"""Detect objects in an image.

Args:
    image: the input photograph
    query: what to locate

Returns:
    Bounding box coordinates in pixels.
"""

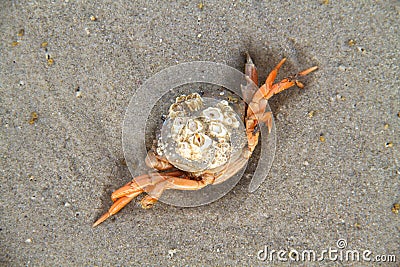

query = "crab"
[93,54,317,227]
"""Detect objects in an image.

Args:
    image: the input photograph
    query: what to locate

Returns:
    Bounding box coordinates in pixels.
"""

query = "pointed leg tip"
[245,52,253,64]
[276,58,287,69]
[92,213,111,227]
[92,219,102,228]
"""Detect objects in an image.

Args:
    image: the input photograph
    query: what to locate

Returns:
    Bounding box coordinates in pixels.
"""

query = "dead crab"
[93,55,317,227]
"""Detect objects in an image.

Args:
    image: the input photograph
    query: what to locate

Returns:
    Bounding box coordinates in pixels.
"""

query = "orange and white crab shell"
[158,93,247,176]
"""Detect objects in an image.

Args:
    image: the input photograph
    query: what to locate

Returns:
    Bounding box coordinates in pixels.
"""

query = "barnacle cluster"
[158,93,246,173]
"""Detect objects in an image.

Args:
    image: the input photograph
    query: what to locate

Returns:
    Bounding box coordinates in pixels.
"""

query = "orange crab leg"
[251,58,287,103]
[244,58,285,145]
[111,176,147,202]
[245,52,258,86]
[263,65,318,100]
[140,183,165,209]
[139,175,213,209]
[259,111,273,133]
[141,151,252,207]
[244,56,317,152]
[93,170,184,227]
[139,173,212,209]
[241,53,260,104]
[95,147,255,227]
[116,150,249,210]
[110,171,183,201]
[92,191,142,227]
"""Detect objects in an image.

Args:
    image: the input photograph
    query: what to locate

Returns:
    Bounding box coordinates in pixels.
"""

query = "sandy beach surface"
[1,1,399,266]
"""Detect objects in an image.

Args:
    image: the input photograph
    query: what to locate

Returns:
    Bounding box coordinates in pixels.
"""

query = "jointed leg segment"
[245,56,317,152]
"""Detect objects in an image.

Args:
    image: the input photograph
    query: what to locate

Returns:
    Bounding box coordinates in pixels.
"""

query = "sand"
[1,1,399,266]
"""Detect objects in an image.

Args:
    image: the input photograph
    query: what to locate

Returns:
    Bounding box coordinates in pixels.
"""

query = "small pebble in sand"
[348,39,356,46]
[119,158,127,166]
[319,134,326,142]
[308,110,316,118]
[75,91,82,98]
[29,112,38,125]
[357,46,366,54]
[17,29,25,37]
[198,2,204,9]
[383,123,389,129]
[336,94,345,101]
[41,42,48,48]
[168,249,178,258]
[392,203,400,214]
[25,238,32,243]
[338,65,346,72]
[47,58,54,65]
[90,15,97,21]
[75,87,82,98]
[385,142,393,148]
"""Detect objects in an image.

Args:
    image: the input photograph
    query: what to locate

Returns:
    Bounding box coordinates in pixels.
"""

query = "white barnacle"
[185,93,203,111]
[217,100,234,113]
[202,107,223,122]
[175,133,212,161]
[175,95,187,103]
[189,132,212,150]
[222,111,240,128]
[185,119,204,134]
[169,103,185,118]
[160,93,246,173]
[216,100,230,110]
[220,100,229,106]
[209,121,228,138]
[171,117,188,135]
[176,142,194,160]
